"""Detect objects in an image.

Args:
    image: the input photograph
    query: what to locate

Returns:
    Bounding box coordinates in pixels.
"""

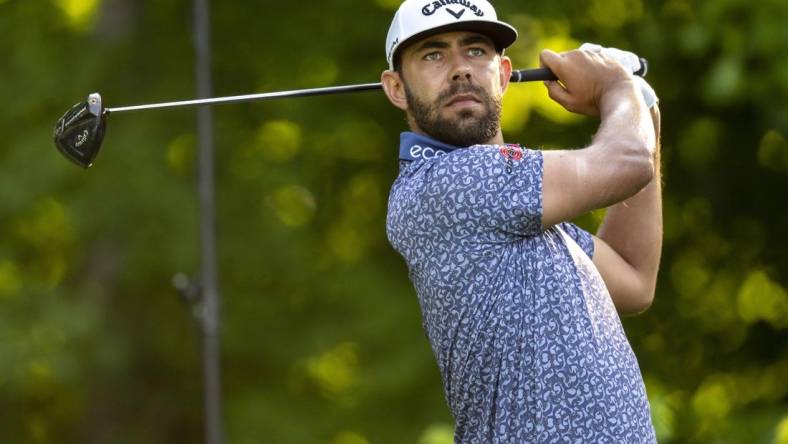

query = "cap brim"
[393,20,518,67]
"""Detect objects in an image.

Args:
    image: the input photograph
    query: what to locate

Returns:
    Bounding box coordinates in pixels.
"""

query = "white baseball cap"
[385,0,518,70]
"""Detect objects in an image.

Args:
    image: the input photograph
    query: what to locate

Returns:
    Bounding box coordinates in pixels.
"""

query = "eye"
[467,47,486,57]
[424,51,442,61]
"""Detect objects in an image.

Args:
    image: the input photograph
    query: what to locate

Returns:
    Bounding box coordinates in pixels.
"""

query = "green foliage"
[1,0,786,442]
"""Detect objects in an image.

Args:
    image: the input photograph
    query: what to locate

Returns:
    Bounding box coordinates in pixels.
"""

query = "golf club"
[53,61,648,168]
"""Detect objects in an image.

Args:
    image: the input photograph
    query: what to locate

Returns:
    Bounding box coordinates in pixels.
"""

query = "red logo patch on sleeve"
[499,144,523,162]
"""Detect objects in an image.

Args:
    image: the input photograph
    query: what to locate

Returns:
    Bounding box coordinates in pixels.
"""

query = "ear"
[381,69,408,111]
[499,55,512,93]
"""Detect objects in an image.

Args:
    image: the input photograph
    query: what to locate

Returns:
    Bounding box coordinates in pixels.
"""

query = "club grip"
[510,57,648,83]
[510,68,558,82]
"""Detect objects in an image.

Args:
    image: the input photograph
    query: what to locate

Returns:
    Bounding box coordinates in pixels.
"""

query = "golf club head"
[53,93,106,168]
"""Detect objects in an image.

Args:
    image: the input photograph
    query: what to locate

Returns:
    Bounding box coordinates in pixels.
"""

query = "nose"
[450,51,473,82]
[452,69,472,82]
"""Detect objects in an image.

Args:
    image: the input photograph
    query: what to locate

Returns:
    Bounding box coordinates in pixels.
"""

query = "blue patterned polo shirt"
[387,132,656,443]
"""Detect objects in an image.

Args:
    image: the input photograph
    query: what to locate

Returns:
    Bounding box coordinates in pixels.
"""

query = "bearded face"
[404,79,502,147]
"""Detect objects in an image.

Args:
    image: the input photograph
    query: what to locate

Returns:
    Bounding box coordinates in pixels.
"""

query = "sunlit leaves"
[643,378,682,442]
[685,360,788,435]
[256,120,302,163]
[266,185,316,227]
[692,376,733,420]
[758,130,788,173]
[677,23,711,56]
[15,198,74,250]
[166,133,195,174]
[677,118,721,170]
[306,342,359,399]
[53,0,100,31]
[670,248,710,299]
[341,171,383,223]
[661,0,695,22]
[14,198,74,287]
[418,423,454,444]
[500,86,532,133]
[374,0,402,10]
[318,117,386,162]
[331,431,370,444]
[737,270,788,328]
[297,55,340,87]
[327,222,366,263]
[501,19,583,132]
[587,0,643,29]
[231,119,303,179]
[703,56,744,104]
[0,260,21,298]
[776,416,788,444]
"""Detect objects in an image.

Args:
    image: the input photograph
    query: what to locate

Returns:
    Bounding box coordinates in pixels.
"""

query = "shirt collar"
[398,132,463,162]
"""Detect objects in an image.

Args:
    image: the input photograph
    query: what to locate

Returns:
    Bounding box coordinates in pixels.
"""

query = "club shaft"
[104,63,646,114]
[105,83,385,113]
[104,69,553,114]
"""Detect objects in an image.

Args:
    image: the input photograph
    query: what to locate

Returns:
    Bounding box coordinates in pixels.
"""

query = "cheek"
[488,67,506,95]
[470,62,497,87]
[402,69,431,99]
[408,80,442,105]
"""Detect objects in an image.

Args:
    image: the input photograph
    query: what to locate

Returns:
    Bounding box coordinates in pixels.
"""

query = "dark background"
[1,0,786,443]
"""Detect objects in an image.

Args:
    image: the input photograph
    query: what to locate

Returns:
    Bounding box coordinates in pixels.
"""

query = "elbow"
[617,279,656,316]
[623,291,654,316]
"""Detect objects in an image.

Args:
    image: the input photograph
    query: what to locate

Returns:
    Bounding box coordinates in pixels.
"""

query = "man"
[381,0,661,442]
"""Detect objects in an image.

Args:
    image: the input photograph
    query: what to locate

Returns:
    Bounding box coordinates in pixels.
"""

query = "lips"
[446,93,481,107]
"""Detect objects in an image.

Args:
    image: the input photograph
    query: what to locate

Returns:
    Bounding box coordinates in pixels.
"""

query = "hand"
[539,48,638,116]
[580,43,658,108]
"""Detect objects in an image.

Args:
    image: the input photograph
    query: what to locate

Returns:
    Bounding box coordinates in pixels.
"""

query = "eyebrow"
[460,35,495,48]
[413,34,496,53]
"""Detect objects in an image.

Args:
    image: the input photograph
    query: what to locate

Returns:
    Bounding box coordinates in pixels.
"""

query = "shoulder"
[431,145,542,176]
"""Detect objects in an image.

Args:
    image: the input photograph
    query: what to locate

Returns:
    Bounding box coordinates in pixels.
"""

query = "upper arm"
[592,235,654,315]
[541,144,653,229]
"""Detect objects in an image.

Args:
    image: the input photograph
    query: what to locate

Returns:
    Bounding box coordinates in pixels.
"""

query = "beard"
[404,80,502,147]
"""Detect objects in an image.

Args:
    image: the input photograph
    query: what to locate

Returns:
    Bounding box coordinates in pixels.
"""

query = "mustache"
[436,83,489,106]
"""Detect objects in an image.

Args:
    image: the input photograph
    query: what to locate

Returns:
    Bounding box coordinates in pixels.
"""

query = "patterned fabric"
[387,132,656,443]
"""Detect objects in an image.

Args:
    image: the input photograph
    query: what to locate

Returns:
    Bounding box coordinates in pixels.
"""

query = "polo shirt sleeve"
[559,222,595,259]
[423,146,543,237]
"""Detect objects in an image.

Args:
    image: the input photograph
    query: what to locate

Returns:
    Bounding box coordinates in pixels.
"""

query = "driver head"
[53,93,106,168]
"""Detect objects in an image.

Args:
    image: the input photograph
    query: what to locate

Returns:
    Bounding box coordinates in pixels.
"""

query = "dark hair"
[392,47,404,73]
[394,55,403,73]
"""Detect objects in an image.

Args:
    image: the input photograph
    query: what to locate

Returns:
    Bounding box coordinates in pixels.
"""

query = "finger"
[544,79,572,106]
[539,49,565,80]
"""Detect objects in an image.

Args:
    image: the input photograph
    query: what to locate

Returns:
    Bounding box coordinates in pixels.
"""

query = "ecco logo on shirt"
[410,144,448,160]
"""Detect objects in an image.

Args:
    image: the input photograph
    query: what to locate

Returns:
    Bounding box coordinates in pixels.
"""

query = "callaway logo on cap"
[385,0,518,70]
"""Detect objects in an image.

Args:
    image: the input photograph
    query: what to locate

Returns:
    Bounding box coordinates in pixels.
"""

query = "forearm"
[595,81,656,155]
[596,105,662,311]
[584,81,657,208]
[541,82,657,227]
